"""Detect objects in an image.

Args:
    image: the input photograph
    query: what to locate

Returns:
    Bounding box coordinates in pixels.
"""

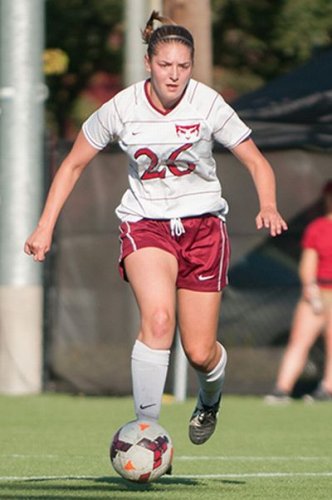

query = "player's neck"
[146,79,183,114]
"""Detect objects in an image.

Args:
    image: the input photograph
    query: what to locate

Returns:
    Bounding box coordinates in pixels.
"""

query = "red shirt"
[302,217,332,288]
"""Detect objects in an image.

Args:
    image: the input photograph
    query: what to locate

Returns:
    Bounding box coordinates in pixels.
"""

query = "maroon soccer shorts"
[118,215,230,292]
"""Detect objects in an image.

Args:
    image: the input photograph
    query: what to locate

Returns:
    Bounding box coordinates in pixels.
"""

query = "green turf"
[0,394,331,499]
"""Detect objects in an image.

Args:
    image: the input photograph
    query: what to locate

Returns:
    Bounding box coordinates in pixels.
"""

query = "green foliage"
[45,0,332,135]
[45,0,123,136]
[211,0,332,97]
[273,0,332,59]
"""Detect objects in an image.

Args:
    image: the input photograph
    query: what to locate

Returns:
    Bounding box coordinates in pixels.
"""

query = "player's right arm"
[24,131,100,262]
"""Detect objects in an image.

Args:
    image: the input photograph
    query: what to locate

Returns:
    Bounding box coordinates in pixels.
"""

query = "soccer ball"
[110,419,173,483]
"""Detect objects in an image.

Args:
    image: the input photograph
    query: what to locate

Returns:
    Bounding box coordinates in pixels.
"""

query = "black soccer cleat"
[304,382,332,402]
[189,395,221,445]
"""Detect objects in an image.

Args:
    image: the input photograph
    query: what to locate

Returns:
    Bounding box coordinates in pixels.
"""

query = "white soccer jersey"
[82,79,251,222]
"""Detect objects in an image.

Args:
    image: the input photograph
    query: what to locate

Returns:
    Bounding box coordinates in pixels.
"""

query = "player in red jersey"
[266,180,332,403]
[25,11,287,443]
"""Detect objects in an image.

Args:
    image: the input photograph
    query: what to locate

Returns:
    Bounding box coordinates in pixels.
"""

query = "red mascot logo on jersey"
[135,124,200,180]
[175,123,200,141]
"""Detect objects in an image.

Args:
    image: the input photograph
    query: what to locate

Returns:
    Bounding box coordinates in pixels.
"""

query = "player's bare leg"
[311,301,332,400]
[274,301,323,393]
[177,289,227,444]
[323,309,332,393]
[124,248,178,421]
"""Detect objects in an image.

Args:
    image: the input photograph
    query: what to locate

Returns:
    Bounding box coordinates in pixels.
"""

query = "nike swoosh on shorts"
[198,274,215,281]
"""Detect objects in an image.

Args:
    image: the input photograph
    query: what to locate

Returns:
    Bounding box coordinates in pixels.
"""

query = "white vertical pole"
[173,328,188,401]
[0,0,45,394]
[124,0,163,87]
[149,0,163,14]
[124,0,147,86]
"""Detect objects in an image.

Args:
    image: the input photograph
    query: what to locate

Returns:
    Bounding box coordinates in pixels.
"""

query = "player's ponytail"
[142,10,194,59]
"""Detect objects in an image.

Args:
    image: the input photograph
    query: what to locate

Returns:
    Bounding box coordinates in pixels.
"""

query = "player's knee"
[148,309,174,340]
[186,346,213,372]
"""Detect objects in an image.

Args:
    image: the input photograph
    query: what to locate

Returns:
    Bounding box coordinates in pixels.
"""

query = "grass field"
[0,393,331,499]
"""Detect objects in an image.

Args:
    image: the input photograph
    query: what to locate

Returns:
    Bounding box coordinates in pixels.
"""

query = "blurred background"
[1,0,332,397]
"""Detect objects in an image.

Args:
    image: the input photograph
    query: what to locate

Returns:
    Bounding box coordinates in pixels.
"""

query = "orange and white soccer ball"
[110,419,173,483]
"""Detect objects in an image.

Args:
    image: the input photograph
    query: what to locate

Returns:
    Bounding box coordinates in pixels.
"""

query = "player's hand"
[256,207,288,237]
[24,227,53,262]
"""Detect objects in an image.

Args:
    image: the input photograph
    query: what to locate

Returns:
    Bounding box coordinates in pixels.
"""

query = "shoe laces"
[196,402,219,423]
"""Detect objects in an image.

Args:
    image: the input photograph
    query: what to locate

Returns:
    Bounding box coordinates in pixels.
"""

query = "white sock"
[196,343,227,407]
[131,340,170,421]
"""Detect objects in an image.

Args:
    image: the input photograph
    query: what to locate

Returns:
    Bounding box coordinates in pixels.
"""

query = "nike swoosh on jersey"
[198,274,215,281]
[139,403,157,410]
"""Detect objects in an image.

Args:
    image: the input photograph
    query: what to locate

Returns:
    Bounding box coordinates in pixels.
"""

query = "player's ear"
[144,54,151,73]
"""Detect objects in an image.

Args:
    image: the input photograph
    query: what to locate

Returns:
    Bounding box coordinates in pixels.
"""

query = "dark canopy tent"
[232,48,332,151]
[215,48,332,394]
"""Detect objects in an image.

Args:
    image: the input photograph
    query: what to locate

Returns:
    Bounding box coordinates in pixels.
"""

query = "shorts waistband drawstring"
[170,218,185,238]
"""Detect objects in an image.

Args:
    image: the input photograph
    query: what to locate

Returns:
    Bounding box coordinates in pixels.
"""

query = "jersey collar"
[144,79,188,116]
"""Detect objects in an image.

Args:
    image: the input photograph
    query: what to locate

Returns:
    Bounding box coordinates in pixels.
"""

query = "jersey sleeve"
[82,98,121,150]
[210,94,252,149]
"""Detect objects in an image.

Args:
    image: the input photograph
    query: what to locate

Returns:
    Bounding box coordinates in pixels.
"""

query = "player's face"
[145,42,193,112]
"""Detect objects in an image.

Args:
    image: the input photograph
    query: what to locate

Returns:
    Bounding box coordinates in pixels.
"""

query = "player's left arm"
[299,248,320,303]
[231,138,288,237]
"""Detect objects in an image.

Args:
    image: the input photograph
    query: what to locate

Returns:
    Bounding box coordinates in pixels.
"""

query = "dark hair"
[142,10,194,60]
[322,180,332,196]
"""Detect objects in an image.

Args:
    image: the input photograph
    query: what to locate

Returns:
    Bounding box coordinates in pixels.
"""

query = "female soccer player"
[266,180,332,403]
[24,12,287,445]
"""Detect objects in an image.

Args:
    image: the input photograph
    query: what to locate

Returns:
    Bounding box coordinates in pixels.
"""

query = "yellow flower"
[43,49,69,75]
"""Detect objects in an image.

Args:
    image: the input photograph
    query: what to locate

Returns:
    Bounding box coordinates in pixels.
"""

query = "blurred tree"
[211,0,332,99]
[273,0,332,60]
[45,0,332,135]
[45,0,123,137]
